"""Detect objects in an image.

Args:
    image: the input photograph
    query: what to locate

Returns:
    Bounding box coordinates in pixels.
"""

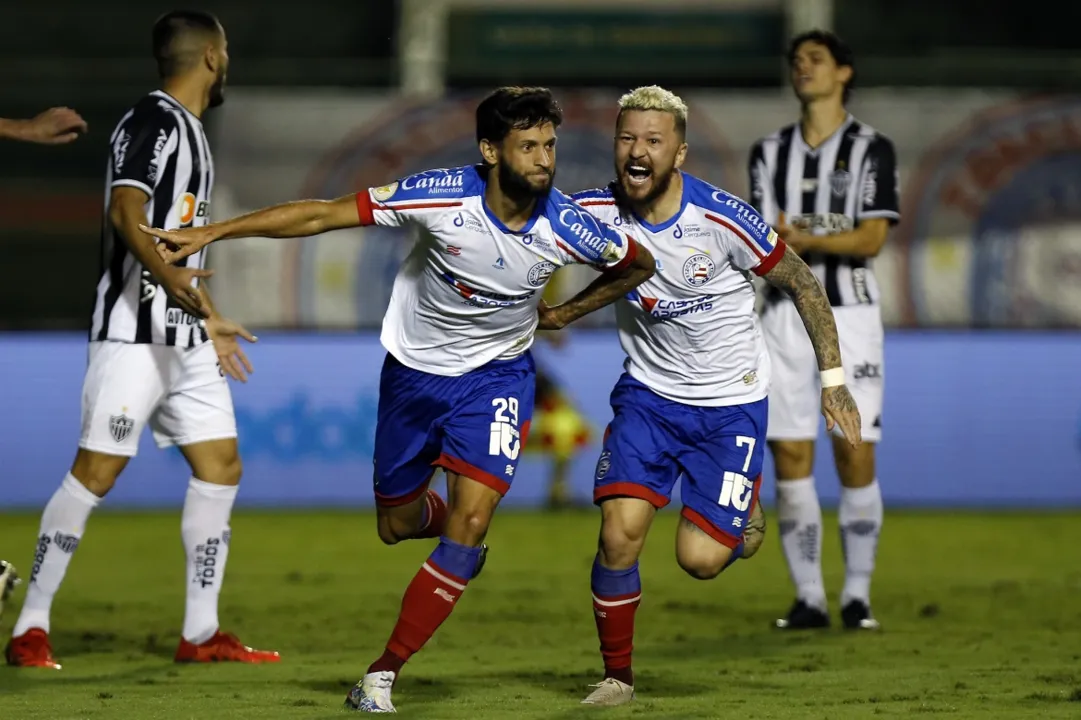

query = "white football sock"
[839,480,884,606]
[181,477,238,644]
[776,476,826,610]
[13,473,101,636]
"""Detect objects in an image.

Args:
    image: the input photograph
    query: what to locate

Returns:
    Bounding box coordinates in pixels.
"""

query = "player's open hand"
[537,301,570,331]
[206,315,257,382]
[140,224,217,264]
[23,107,88,144]
[157,265,214,319]
[821,385,862,447]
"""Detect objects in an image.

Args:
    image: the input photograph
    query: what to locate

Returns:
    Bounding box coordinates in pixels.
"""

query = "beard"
[208,70,227,109]
[615,159,677,207]
[499,162,554,203]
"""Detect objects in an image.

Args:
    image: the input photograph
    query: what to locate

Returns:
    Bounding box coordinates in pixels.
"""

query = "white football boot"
[344,671,397,713]
[581,677,635,706]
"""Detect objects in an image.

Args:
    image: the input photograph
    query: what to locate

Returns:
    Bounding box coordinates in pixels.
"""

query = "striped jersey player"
[143,87,655,713]
[749,30,900,633]
[569,85,861,707]
[6,11,278,673]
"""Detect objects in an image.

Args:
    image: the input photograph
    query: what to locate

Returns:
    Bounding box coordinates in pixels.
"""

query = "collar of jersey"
[480,190,545,235]
[630,171,689,234]
[795,113,854,156]
[151,90,203,125]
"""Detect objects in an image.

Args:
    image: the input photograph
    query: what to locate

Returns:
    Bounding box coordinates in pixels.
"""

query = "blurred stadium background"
[3,0,1078,510]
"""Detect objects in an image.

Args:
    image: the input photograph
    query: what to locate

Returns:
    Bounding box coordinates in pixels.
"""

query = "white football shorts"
[761,300,884,443]
[79,340,237,456]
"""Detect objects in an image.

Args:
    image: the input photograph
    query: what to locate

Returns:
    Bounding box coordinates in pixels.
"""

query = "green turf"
[0,509,1079,719]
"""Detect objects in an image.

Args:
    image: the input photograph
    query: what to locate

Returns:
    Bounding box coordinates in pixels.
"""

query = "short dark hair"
[152,10,222,79]
[475,87,564,145]
[788,29,855,104]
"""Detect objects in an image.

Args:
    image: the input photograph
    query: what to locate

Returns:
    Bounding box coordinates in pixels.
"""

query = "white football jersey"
[356,165,636,376]
[574,173,786,407]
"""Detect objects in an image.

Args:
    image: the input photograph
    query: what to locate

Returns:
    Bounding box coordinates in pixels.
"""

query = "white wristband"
[820,367,846,388]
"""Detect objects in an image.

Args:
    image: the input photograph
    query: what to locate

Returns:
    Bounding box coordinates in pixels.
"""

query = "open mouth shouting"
[624,162,652,187]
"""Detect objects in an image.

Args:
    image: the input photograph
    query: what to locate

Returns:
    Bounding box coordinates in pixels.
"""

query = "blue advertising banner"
[1,332,1079,510]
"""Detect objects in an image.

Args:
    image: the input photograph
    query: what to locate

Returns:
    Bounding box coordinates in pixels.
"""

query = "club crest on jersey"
[830,168,852,197]
[526,261,556,287]
[109,414,134,443]
[682,253,715,287]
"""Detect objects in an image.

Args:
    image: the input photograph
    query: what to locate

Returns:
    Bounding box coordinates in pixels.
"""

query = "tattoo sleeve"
[762,247,843,371]
[552,242,656,327]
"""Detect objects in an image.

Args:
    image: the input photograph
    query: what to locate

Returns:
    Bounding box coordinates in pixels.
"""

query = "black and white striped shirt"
[90,90,214,347]
[748,115,900,307]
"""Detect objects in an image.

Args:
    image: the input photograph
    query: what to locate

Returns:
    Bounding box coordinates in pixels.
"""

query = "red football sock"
[415,491,447,539]
[593,593,640,686]
[368,558,470,675]
[591,559,642,687]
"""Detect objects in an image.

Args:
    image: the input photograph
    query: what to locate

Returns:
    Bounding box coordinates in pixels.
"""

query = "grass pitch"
[0,509,1079,719]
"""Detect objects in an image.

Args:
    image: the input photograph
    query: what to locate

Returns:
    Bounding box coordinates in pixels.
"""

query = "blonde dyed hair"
[617,85,688,136]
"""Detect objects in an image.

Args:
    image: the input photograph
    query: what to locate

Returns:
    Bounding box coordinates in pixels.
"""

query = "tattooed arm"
[762,247,862,445]
[762,248,840,371]
[538,241,656,330]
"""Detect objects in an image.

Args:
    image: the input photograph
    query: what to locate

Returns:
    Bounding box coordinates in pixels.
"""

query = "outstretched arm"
[538,241,656,329]
[144,194,363,263]
[0,107,87,144]
[761,246,861,445]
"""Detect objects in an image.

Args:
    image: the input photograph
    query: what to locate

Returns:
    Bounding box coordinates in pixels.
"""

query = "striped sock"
[591,557,642,687]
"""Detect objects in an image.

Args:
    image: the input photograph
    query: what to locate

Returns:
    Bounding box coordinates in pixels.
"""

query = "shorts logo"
[853,362,882,380]
[526,261,556,287]
[595,450,611,480]
[682,254,715,287]
[109,413,134,443]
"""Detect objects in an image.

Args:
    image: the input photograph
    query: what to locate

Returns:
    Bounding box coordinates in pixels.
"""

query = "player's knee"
[770,440,814,479]
[375,510,419,546]
[598,518,647,569]
[376,516,402,546]
[833,439,875,488]
[676,549,729,581]
[70,449,126,497]
[198,454,243,487]
[445,506,494,547]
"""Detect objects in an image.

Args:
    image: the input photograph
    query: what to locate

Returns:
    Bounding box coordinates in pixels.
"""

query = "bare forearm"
[0,118,27,141]
[799,220,888,257]
[554,250,655,326]
[212,200,348,241]
[763,249,842,370]
[197,283,219,317]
